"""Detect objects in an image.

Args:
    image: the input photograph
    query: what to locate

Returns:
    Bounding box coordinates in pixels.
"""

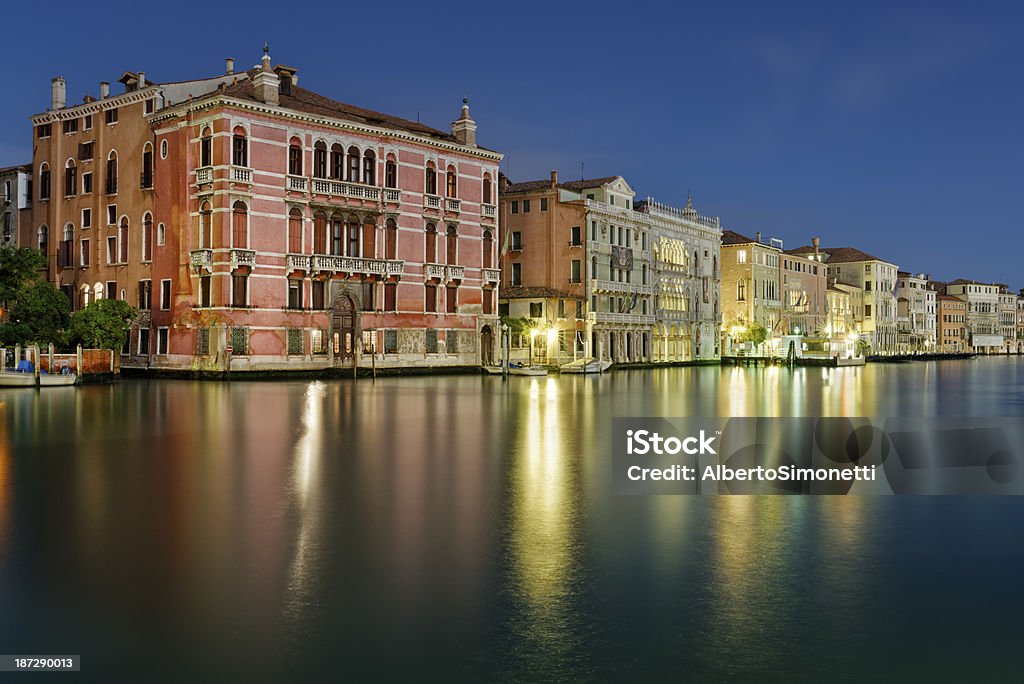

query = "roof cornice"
[30,86,160,123]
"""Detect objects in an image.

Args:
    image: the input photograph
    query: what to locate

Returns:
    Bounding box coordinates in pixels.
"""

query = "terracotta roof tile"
[503,176,621,194]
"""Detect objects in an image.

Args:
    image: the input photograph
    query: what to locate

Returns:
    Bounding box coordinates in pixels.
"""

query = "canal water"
[1,358,1023,681]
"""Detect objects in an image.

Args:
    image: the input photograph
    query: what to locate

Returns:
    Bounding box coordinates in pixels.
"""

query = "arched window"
[482,173,492,204]
[313,211,327,254]
[288,208,303,253]
[232,127,248,166]
[288,138,303,176]
[445,165,457,198]
[642,263,647,285]
[60,223,74,268]
[446,224,457,264]
[385,158,397,188]
[157,222,166,246]
[160,139,168,159]
[142,213,153,261]
[64,159,77,197]
[331,143,344,179]
[81,284,90,308]
[142,212,153,261]
[482,230,493,269]
[199,201,212,248]
[105,151,118,194]
[119,217,129,263]
[313,141,327,178]
[200,126,213,167]
[331,213,344,256]
[362,150,376,186]
[592,256,597,278]
[425,163,437,195]
[347,216,360,257]
[94,282,103,301]
[141,143,153,188]
[38,225,48,256]
[385,219,398,260]
[347,146,360,182]
[232,201,247,249]
[425,222,437,263]
[39,163,51,201]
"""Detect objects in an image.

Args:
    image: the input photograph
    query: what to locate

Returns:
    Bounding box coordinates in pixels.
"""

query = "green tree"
[741,322,769,348]
[0,279,70,346]
[66,299,137,350]
[0,246,46,310]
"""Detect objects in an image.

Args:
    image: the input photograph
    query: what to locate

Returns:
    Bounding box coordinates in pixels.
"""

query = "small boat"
[482,365,504,375]
[508,363,548,376]
[40,372,78,386]
[560,357,612,374]
[0,372,38,387]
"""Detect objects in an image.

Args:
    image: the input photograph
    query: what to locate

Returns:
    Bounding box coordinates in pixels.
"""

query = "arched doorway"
[331,295,356,363]
[481,325,494,365]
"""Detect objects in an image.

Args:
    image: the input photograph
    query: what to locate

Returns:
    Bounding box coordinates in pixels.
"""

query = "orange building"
[936,294,967,351]
[27,50,502,372]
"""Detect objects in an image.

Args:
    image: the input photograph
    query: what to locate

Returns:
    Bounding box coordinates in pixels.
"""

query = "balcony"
[425,263,446,280]
[481,203,497,219]
[190,249,212,272]
[309,178,380,201]
[195,166,213,184]
[591,278,652,296]
[594,312,656,325]
[287,254,311,272]
[445,198,461,213]
[482,268,500,284]
[424,194,442,211]
[231,166,252,184]
[311,255,405,278]
[230,248,256,269]
[446,265,465,281]
[383,188,401,204]
[287,175,308,192]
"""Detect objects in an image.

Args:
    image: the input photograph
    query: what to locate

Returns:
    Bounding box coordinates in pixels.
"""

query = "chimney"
[756,231,762,244]
[51,77,66,110]
[225,57,235,75]
[451,97,477,147]
[100,81,110,98]
[812,236,820,257]
[252,45,280,106]
[550,170,558,188]
[138,71,146,87]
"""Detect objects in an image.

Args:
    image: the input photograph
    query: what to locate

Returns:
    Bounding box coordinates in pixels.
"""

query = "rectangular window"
[425,284,437,312]
[511,231,522,250]
[311,281,325,310]
[511,201,518,214]
[37,123,51,138]
[198,276,211,308]
[82,208,91,229]
[499,302,509,317]
[288,279,303,309]
[138,328,150,355]
[737,250,747,264]
[232,275,247,307]
[311,329,327,354]
[160,279,171,310]
[362,282,375,312]
[230,327,249,355]
[63,119,79,134]
[384,330,398,354]
[426,328,438,353]
[446,285,457,313]
[540,198,548,211]
[558,299,565,318]
[105,108,118,125]
[107,205,116,225]
[530,302,543,318]
[82,172,92,194]
[83,114,93,130]
[196,328,210,356]
[570,226,581,246]
[576,300,583,318]
[482,288,492,315]
[384,283,396,312]
[200,135,212,167]
[865,304,872,317]
[511,262,522,287]
[145,99,155,115]
[287,328,304,355]
[523,199,531,213]
[570,260,581,283]
[78,141,94,160]
[106,236,117,264]
[157,328,168,355]
[137,280,152,310]
[106,281,116,300]
[80,239,90,267]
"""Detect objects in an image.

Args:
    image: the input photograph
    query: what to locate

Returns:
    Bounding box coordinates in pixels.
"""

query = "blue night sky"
[3,1,1021,286]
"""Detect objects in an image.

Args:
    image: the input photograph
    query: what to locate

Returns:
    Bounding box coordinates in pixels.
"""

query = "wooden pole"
[33,345,40,387]
[77,344,83,382]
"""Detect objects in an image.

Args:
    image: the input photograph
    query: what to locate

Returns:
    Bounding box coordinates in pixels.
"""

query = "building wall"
[780,252,827,336]
[937,297,966,351]
[826,259,898,353]
[946,282,1001,352]
[1,167,30,247]
[721,241,781,352]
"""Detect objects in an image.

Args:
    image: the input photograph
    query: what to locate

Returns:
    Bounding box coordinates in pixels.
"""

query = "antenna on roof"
[580,162,584,181]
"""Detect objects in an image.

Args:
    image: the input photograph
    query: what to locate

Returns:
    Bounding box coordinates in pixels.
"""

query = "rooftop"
[502,175,621,194]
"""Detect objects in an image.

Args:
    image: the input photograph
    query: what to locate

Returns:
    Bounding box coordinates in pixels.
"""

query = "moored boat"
[508,365,548,376]
[0,372,38,387]
[560,357,612,374]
